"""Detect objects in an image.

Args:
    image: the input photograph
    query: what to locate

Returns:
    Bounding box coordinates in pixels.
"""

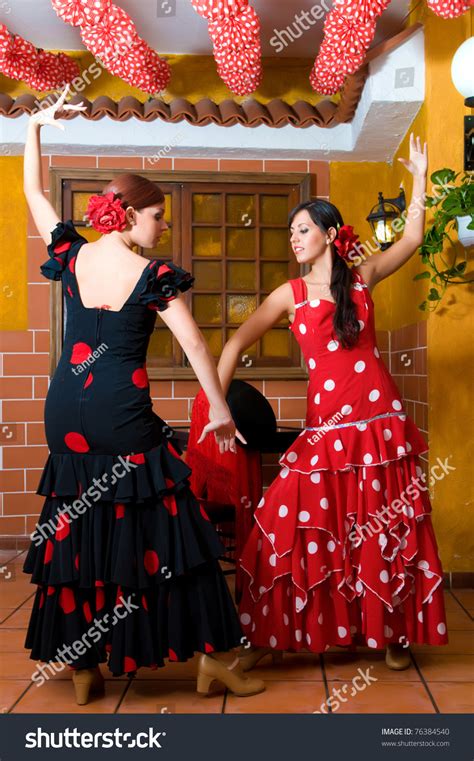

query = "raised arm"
[23,86,87,244]
[355,133,428,289]
[23,121,61,244]
[157,296,246,453]
[217,282,293,396]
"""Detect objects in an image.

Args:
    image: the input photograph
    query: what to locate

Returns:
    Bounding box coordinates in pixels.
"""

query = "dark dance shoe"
[238,645,284,672]
[197,654,265,697]
[385,644,411,670]
[72,666,105,705]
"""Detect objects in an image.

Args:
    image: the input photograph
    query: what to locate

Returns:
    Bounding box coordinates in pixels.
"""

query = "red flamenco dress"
[23,221,243,676]
[238,271,448,653]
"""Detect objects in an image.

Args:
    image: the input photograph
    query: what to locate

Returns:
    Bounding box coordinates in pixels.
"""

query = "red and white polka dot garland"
[208,5,259,49]
[426,0,472,18]
[324,10,376,58]
[311,1,387,96]
[107,40,171,93]
[51,0,111,27]
[190,0,248,20]
[190,0,263,95]
[51,0,171,95]
[80,5,138,63]
[333,0,391,23]
[0,23,79,90]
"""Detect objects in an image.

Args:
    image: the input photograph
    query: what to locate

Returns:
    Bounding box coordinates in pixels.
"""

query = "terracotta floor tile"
[0,608,17,624]
[444,594,474,630]
[131,655,199,680]
[225,680,327,714]
[0,550,23,564]
[412,630,474,655]
[245,652,323,681]
[0,679,33,712]
[427,681,474,714]
[451,590,474,616]
[0,652,53,680]
[0,584,35,608]
[118,679,224,714]
[413,653,474,682]
[10,551,28,565]
[0,607,33,628]
[323,652,420,683]
[0,628,27,652]
[0,567,25,583]
[327,680,435,714]
[11,676,127,713]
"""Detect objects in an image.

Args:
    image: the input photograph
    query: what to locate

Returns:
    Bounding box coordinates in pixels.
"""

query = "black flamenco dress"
[23,221,242,676]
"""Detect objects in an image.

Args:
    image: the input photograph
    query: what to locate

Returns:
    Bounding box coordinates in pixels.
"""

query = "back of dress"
[40,220,193,456]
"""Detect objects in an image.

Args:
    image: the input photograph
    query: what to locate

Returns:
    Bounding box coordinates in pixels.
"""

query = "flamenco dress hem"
[23,439,243,677]
[238,413,448,654]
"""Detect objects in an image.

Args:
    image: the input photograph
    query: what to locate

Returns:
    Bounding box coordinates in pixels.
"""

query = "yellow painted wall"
[424,10,473,572]
[330,8,473,571]
[330,103,427,331]
[0,157,28,331]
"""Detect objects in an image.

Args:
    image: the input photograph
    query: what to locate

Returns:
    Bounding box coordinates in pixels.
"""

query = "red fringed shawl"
[186,389,262,597]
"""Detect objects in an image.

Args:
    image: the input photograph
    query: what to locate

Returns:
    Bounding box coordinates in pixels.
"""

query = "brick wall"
[390,321,429,472]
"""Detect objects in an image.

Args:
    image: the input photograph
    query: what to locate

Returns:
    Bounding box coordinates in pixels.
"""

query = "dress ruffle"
[24,440,243,675]
[36,440,193,503]
[139,259,194,312]
[239,449,447,650]
[279,412,428,473]
[40,220,88,281]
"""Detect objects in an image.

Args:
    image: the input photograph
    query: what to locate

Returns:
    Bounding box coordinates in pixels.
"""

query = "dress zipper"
[96,307,103,346]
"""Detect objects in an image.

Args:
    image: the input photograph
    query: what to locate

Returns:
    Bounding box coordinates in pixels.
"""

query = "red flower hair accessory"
[333,224,360,261]
[85,192,127,234]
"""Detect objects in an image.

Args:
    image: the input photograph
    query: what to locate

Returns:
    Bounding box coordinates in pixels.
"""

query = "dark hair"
[102,173,165,211]
[289,199,360,349]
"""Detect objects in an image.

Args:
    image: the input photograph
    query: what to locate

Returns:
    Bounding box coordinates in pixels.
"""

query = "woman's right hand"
[197,405,247,454]
[30,84,87,131]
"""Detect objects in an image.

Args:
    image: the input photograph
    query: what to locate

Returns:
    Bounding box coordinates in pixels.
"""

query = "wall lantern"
[366,188,406,250]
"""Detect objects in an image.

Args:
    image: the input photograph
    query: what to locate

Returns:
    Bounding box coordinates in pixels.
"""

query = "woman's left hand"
[30,84,87,131]
[197,405,247,454]
[397,133,428,178]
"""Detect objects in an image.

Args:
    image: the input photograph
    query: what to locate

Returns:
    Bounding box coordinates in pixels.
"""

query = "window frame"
[49,168,311,380]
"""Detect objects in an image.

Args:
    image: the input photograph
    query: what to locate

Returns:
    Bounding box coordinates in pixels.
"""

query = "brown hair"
[102,173,164,211]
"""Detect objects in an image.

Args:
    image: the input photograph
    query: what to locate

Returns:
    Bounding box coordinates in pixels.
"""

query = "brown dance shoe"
[72,666,105,705]
[196,654,265,697]
[385,643,411,670]
[238,645,284,672]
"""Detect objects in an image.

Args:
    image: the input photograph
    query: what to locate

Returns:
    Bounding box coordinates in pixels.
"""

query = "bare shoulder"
[78,242,149,279]
[270,280,296,323]
[130,252,151,277]
[269,281,294,311]
[272,280,294,301]
[255,281,294,323]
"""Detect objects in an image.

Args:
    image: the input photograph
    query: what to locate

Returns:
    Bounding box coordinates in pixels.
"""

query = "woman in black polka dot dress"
[21,89,265,704]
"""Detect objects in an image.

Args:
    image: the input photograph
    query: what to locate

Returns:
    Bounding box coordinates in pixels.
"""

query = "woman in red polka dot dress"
[21,88,265,704]
[217,134,448,672]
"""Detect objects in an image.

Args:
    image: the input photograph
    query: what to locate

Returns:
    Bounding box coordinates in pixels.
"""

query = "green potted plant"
[413,168,474,311]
